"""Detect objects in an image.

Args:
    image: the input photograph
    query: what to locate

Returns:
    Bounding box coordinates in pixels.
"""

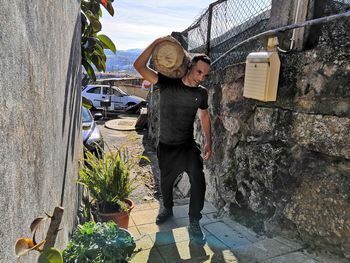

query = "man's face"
[188,60,210,86]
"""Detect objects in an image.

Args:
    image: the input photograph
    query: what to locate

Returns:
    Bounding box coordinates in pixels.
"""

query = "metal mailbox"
[243,51,280,102]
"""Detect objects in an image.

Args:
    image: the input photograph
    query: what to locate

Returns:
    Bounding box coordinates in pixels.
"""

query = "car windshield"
[112,86,128,96]
[82,107,93,122]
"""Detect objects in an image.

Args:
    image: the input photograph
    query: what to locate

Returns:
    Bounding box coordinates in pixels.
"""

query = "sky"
[100,0,214,51]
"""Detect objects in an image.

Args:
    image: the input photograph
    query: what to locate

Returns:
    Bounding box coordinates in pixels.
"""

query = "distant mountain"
[105,49,143,74]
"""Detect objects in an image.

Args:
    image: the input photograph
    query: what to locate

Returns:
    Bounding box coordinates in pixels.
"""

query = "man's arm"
[133,36,176,84]
[198,109,212,160]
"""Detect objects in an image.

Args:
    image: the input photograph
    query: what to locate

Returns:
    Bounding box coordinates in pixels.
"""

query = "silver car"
[82,106,103,155]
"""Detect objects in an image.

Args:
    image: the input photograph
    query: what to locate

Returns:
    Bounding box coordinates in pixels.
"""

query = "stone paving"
[128,199,349,263]
[99,119,349,263]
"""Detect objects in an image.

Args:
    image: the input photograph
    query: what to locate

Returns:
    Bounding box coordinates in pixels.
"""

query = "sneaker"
[189,219,206,246]
[156,208,173,224]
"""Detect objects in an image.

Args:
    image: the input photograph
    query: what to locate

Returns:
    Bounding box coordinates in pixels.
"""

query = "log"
[152,40,190,79]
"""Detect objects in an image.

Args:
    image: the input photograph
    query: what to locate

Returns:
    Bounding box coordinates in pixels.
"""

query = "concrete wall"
[0,1,81,262]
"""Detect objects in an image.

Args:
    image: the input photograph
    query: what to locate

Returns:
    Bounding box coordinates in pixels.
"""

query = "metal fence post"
[206,3,214,56]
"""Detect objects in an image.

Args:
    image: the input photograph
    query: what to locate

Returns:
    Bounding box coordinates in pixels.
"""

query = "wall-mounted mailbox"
[243,52,280,102]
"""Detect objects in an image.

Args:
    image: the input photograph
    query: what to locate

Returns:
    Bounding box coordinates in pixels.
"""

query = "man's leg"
[186,144,206,220]
[156,169,180,224]
[156,143,183,224]
[186,143,206,245]
[159,169,177,210]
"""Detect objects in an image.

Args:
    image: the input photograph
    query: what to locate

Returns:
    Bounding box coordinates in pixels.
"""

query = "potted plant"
[63,221,135,263]
[78,147,148,228]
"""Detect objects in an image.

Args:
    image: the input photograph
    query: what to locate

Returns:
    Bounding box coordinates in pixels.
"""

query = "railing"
[179,0,350,70]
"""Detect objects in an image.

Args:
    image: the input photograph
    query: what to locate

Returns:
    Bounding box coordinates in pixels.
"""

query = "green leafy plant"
[82,95,93,109]
[63,221,135,263]
[38,248,63,263]
[78,147,149,213]
[81,0,116,81]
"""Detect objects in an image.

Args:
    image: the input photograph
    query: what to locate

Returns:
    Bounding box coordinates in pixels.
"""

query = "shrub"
[63,221,135,263]
[78,147,148,213]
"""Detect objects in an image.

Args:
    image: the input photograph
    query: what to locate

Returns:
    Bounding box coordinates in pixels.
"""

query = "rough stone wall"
[148,88,160,147]
[196,19,350,257]
[148,18,350,257]
[0,1,81,262]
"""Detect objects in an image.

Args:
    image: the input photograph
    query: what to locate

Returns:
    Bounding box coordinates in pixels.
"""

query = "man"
[134,36,212,245]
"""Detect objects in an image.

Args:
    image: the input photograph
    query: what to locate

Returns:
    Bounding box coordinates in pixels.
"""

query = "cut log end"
[152,40,190,79]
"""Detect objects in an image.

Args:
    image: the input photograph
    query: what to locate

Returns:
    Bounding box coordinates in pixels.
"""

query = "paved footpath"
[128,199,349,263]
[100,118,348,263]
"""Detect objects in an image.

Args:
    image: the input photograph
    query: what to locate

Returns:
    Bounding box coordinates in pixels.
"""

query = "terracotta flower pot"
[98,198,135,229]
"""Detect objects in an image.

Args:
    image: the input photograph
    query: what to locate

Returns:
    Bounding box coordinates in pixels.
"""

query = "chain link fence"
[324,0,350,14]
[179,0,350,70]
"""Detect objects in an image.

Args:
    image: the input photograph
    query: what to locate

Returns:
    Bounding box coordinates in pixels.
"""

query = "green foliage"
[63,221,135,263]
[82,96,93,109]
[78,147,149,213]
[38,248,63,263]
[81,0,116,81]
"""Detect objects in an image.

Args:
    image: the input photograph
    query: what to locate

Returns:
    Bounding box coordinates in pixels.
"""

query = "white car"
[82,84,145,111]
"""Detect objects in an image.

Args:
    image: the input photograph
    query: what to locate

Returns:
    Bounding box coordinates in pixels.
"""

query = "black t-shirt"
[156,73,208,145]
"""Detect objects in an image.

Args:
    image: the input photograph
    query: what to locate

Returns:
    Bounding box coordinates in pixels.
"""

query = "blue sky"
[100,0,214,50]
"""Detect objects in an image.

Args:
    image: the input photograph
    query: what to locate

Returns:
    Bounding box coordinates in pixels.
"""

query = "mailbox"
[243,51,280,102]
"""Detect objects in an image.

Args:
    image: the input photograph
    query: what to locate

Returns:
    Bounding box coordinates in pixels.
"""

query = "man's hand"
[203,142,212,160]
[198,109,212,161]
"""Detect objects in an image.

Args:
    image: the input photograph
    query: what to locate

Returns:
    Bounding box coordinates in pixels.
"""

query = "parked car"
[82,106,103,155]
[82,84,145,111]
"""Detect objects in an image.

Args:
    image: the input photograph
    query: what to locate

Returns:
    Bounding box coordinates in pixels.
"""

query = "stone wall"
[198,19,350,257]
[148,18,350,257]
[0,1,81,262]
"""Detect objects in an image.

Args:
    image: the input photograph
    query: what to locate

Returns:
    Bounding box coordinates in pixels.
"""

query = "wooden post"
[269,0,311,51]
[43,207,64,249]
[292,0,311,50]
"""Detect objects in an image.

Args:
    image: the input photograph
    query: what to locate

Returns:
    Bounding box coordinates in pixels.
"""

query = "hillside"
[105,49,142,74]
